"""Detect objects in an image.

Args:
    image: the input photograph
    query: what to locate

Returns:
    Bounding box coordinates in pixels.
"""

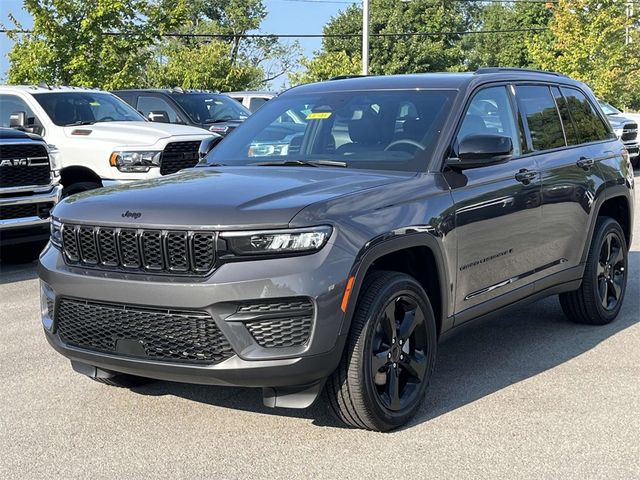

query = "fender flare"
[338,230,452,337]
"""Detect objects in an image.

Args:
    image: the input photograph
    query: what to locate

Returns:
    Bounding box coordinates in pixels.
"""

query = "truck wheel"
[559,217,628,325]
[62,181,102,198]
[90,374,152,388]
[326,271,437,431]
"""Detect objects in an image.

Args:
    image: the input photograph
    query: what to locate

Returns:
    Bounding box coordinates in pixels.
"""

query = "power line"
[0,27,549,38]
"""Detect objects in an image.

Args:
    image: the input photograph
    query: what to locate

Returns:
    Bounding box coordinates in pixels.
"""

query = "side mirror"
[198,135,223,160]
[447,134,512,170]
[148,110,170,123]
[9,111,26,129]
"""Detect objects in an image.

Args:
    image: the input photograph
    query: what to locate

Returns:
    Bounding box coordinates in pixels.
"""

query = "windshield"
[33,92,145,126]
[172,94,250,124]
[205,89,456,172]
[598,101,621,116]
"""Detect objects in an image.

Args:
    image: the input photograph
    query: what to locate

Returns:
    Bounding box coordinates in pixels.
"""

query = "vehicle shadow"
[0,258,39,284]
[133,252,639,430]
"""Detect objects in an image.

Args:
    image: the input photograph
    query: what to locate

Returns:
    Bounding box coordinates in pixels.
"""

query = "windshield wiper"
[253,159,347,168]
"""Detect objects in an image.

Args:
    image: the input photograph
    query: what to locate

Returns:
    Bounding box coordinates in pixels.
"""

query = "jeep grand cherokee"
[39,68,634,431]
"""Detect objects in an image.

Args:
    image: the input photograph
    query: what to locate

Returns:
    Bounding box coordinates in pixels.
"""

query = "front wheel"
[559,217,628,325]
[62,181,102,198]
[326,271,437,431]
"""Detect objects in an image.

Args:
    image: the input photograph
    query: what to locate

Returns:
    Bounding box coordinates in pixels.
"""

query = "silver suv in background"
[599,100,639,167]
[0,128,61,257]
[224,91,276,112]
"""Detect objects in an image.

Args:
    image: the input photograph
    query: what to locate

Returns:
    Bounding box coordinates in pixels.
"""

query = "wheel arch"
[60,166,103,188]
[340,232,451,338]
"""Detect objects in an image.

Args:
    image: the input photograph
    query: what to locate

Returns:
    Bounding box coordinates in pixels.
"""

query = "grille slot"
[60,224,216,276]
[0,202,53,220]
[55,298,234,364]
[0,143,51,187]
[238,298,314,348]
[159,141,201,175]
[622,123,638,142]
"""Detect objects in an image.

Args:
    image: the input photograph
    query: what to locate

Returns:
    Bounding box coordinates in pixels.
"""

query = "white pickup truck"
[0,85,215,196]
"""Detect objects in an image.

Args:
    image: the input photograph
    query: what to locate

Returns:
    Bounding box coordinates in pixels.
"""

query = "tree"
[288,51,360,84]
[464,2,553,69]
[291,0,472,84]
[6,0,187,88]
[529,0,640,108]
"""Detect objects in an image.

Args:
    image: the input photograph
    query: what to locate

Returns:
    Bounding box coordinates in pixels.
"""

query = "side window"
[136,96,181,123]
[560,87,610,143]
[552,87,579,146]
[516,85,566,151]
[456,86,521,157]
[0,94,38,128]
[249,97,268,112]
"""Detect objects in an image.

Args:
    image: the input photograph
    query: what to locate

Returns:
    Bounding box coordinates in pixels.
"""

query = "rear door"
[529,85,611,279]
[450,85,542,321]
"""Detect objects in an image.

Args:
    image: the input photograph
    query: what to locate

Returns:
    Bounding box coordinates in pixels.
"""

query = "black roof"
[285,69,584,96]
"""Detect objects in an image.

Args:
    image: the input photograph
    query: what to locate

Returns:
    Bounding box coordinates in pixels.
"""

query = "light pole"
[362,0,369,75]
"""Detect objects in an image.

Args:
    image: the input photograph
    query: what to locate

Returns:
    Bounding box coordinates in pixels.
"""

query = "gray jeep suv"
[39,69,634,431]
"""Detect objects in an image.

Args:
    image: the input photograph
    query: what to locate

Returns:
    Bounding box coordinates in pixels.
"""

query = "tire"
[326,271,438,431]
[89,374,153,388]
[62,181,102,198]
[559,217,628,325]
[631,155,639,169]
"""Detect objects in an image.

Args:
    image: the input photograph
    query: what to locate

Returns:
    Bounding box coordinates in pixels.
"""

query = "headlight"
[47,144,61,171]
[109,151,162,172]
[221,226,332,256]
[50,217,62,248]
[613,128,624,138]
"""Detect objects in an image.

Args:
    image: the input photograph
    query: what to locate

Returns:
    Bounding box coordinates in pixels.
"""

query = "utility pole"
[362,0,369,75]
[625,0,633,45]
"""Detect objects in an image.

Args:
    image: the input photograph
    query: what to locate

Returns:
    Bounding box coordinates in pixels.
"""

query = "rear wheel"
[327,271,437,431]
[559,217,628,325]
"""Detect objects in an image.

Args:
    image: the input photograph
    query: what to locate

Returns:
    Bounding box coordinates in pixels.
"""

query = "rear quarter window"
[560,87,611,143]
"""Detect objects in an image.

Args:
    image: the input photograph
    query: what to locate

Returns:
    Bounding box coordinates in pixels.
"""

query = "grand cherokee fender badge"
[121,210,142,219]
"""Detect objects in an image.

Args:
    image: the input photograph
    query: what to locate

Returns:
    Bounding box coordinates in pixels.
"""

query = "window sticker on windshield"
[89,101,101,107]
[306,112,332,120]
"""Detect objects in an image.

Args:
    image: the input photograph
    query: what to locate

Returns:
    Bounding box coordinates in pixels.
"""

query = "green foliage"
[7,0,187,88]
[529,0,640,108]
[289,51,360,84]
[5,0,299,90]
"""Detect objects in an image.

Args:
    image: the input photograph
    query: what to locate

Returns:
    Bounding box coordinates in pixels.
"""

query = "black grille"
[55,298,234,364]
[0,202,53,220]
[61,224,216,275]
[160,141,201,175]
[239,299,314,348]
[622,123,638,142]
[0,143,50,187]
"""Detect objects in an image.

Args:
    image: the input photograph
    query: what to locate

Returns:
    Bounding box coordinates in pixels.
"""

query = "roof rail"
[475,67,566,77]
[37,82,51,90]
[329,75,370,81]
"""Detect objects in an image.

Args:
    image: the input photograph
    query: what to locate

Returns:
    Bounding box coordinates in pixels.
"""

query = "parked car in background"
[0,85,215,196]
[0,128,61,257]
[598,100,639,167]
[40,68,634,431]
[224,91,276,112]
[113,88,251,136]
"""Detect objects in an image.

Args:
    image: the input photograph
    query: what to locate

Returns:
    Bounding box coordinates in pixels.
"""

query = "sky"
[0,0,355,85]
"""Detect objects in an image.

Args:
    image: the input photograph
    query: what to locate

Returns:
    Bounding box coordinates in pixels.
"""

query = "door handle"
[576,157,594,169]
[515,169,537,184]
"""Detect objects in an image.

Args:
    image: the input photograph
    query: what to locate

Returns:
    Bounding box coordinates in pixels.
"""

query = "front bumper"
[623,141,639,158]
[0,185,62,244]
[38,240,354,389]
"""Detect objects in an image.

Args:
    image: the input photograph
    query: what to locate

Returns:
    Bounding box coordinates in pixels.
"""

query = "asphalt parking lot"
[1,180,639,479]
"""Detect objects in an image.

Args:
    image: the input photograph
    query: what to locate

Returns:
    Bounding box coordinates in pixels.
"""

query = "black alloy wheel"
[596,231,626,311]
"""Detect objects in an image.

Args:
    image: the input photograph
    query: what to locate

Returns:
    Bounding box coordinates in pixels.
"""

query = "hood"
[606,114,636,129]
[63,121,213,146]
[54,166,412,229]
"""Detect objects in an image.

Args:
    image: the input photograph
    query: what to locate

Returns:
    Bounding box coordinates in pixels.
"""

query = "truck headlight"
[221,226,332,256]
[613,128,624,138]
[109,151,162,172]
[47,144,61,171]
[50,217,62,248]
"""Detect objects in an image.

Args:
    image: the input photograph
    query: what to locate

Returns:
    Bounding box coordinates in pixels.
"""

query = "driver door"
[448,85,543,322]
